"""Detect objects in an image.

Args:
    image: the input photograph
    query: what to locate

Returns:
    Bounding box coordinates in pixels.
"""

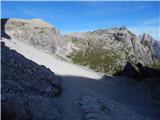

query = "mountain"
[1,18,160,120]
[2,18,159,74]
[139,33,160,59]
[1,42,62,120]
[65,26,160,74]
[1,18,68,54]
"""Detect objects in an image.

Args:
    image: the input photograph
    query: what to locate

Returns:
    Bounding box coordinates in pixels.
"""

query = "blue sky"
[1,1,160,40]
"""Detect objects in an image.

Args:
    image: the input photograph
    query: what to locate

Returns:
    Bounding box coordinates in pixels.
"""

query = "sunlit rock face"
[65,27,160,74]
[139,33,160,59]
[152,40,160,59]
[2,18,67,54]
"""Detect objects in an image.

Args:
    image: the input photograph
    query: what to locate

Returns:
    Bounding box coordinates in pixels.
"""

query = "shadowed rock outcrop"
[1,42,62,120]
[114,62,160,80]
[137,63,160,79]
[1,18,11,39]
[113,62,141,80]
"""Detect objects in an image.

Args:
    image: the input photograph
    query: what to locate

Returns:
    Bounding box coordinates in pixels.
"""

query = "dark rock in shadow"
[1,42,61,120]
[59,75,159,119]
[1,94,31,120]
[137,63,160,79]
[113,62,141,81]
[1,18,11,39]
[111,62,160,118]
[114,62,160,81]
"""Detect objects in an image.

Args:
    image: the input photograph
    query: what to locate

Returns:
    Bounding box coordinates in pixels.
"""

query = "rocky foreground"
[1,42,62,120]
[1,18,160,120]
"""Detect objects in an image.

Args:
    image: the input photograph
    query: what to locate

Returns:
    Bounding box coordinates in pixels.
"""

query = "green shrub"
[69,47,123,74]
[39,30,45,33]
[143,41,149,46]
[146,64,160,69]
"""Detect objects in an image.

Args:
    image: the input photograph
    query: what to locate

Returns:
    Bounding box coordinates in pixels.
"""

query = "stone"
[1,94,31,120]
[25,95,61,120]
[77,96,111,120]
[1,42,62,120]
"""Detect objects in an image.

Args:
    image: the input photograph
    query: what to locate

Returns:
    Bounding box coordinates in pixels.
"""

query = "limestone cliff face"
[2,18,67,54]
[139,33,160,60]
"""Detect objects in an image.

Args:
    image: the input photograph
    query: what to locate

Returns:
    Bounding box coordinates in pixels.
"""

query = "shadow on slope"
[1,42,61,120]
[114,62,160,81]
[58,75,160,120]
[1,18,11,39]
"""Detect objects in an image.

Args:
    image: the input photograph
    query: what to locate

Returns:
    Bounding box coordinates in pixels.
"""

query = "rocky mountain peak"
[119,25,127,30]
[138,33,160,59]
[8,18,55,27]
[1,18,67,54]
[139,33,154,44]
[65,26,160,74]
